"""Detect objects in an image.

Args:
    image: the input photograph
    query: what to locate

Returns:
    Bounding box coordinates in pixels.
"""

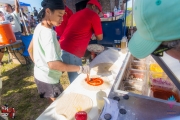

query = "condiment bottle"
[117,40,121,48]
[86,59,90,65]
[96,90,107,110]
[121,36,128,54]
[91,52,96,60]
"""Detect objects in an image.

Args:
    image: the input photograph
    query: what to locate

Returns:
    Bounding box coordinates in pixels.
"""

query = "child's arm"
[28,39,34,62]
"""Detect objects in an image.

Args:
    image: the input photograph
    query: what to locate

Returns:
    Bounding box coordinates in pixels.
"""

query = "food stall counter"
[100,14,124,22]
[36,48,129,120]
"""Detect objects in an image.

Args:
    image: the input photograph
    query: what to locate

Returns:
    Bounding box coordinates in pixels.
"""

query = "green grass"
[0,54,70,120]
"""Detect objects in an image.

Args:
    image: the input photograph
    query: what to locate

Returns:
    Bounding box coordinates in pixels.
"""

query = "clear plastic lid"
[150,77,174,90]
[124,86,143,95]
[123,80,144,91]
[131,65,146,70]
[97,90,107,98]
[127,70,146,82]
[0,21,10,24]
[121,36,127,42]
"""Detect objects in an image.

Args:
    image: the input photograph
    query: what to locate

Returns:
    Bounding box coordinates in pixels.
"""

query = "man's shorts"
[34,78,64,98]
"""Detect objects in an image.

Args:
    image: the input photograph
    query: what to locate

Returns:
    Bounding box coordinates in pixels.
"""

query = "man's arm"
[96,34,103,40]
[92,15,103,41]
[14,0,20,13]
[28,39,34,62]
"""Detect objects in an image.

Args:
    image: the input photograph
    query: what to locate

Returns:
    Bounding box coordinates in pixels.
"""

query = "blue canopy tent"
[19,2,31,7]
[0,0,30,6]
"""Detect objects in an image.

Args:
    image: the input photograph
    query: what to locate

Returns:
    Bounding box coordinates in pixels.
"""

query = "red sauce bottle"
[75,111,87,120]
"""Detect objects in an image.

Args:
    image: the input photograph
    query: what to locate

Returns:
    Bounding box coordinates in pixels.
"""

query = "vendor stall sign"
[167,96,176,115]
[168,96,176,108]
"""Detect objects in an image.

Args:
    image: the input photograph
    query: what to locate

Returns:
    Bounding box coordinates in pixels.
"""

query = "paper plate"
[87,44,104,53]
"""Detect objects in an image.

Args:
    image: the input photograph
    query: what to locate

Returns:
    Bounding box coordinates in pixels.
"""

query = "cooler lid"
[0,21,10,25]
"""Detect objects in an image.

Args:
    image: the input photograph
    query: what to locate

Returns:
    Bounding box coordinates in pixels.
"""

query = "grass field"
[0,54,70,120]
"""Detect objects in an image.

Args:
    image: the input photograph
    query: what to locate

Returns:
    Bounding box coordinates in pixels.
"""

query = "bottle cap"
[123,94,129,100]
[119,108,127,114]
[121,36,127,42]
[113,96,120,101]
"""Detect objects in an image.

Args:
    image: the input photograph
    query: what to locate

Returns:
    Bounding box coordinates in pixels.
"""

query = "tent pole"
[130,0,134,37]
[17,0,30,35]
[30,5,33,12]
[131,0,133,27]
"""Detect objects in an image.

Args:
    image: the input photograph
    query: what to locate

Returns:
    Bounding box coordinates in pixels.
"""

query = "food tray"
[87,44,104,53]
[123,80,144,90]
[126,69,146,82]
[124,86,143,95]
[131,65,146,70]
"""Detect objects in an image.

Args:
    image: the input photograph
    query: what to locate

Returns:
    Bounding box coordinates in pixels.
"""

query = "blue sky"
[20,0,132,12]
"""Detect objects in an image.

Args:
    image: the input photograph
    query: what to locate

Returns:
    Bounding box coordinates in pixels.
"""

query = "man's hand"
[91,34,96,40]
[78,65,90,74]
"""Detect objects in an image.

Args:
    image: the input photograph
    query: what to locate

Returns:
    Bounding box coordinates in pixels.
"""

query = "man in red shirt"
[55,0,73,37]
[59,0,103,83]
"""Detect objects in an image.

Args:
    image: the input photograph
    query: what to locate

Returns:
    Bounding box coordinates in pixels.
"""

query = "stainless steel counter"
[108,93,180,120]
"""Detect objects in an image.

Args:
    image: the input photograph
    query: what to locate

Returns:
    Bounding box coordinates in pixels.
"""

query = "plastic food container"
[151,87,180,102]
[150,77,174,90]
[130,61,147,70]
[126,69,146,82]
[124,86,143,95]
[133,57,146,62]
[123,80,144,91]
[149,72,167,79]
[131,65,146,70]
[131,61,146,66]
[150,63,164,72]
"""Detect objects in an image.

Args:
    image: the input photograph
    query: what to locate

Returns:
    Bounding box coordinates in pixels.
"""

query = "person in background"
[33,7,38,18]
[59,0,103,83]
[27,12,31,20]
[20,8,31,35]
[28,0,89,103]
[0,11,5,21]
[0,48,4,65]
[39,8,42,13]
[0,11,5,65]
[29,15,36,31]
[33,7,38,23]
[55,0,73,38]
[128,0,180,61]
[4,0,21,40]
